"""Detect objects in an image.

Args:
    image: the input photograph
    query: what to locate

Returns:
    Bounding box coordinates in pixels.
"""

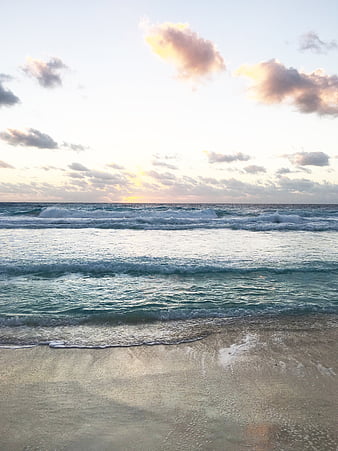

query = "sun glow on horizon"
[0,2,337,203]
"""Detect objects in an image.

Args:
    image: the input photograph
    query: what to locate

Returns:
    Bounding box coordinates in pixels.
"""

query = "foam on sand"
[218,333,258,367]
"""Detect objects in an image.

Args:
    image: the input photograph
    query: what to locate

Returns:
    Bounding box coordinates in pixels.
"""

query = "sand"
[0,315,337,450]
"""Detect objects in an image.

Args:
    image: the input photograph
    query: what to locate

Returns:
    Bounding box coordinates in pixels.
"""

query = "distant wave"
[38,206,218,220]
[0,205,337,231]
[1,259,337,278]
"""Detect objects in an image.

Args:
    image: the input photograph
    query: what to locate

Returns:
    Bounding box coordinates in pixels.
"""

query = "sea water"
[0,203,337,348]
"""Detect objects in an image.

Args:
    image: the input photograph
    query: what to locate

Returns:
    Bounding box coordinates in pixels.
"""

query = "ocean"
[0,202,337,348]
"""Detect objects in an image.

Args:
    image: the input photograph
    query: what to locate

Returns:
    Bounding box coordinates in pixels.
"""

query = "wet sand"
[0,315,337,450]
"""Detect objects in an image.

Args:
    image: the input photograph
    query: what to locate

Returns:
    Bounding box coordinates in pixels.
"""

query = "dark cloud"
[0,160,14,168]
[68,162,89,172]
[299,31,338,54]
[276,167,292,176]
[206,151,251,164]
[276,167,311,176]
[0,74,20,107]
[145,22,225,82]
[243,165,266,174]
[286,151,329,167]
[0,128,88,152]
[23,57,68,88]
[237,59,338,116]
[0,128,58,149]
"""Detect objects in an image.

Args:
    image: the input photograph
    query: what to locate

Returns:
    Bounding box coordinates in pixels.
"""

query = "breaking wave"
[1,259,337,278]
[0,204,337,231]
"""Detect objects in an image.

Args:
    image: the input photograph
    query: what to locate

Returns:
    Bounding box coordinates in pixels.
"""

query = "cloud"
[135,170,338,203]
[144,22,225,82]
[40,165,61,171]
[107,163,125,170]
[153,152,177,160]
[0,128,58,149]
[0,160,14,169]
[153,160,177,170]
[243,165,266,174]
[275,166,311,176]
[62,142,89,152]
[87,170,120,181]
[206,151,251,164]
[68,162,89,171]
[236,59,338,116]
[286,151,329,166]
[22,57,68,88]
[299,31,338,54]
[2,166,338,203]
[152,154,178,170]
[67,165,132,190]
[0,164,134,201]
[0,128,88,151]
[0,180,129,202]
[277,176,332,195]
[0,74,13,82]
[0,74,20,107]
[275,167,292,176]
[68,172,85,179]
[145,170,177,186]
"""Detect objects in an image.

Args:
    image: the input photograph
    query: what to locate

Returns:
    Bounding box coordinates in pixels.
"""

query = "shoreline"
[0,312,337,349]
[0,315,337,450]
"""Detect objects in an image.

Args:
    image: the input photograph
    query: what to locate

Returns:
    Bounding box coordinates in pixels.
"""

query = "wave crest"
[1,259,337,278]
[0,204,337,231]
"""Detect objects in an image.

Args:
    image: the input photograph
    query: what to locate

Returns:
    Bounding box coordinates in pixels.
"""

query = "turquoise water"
[0,203,337,347]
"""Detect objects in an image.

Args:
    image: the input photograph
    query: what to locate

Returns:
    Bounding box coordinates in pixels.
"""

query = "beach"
[2,0,338,446]
[1,203,337,449]
[1,314,337,450]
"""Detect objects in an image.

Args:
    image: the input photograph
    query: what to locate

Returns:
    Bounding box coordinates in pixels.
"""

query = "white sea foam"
[0,205,336,230]
[38,206,218,220]
[315,363,336,377]
[257,212,303,223]
[218,333,258,368]
[0,344,36,349]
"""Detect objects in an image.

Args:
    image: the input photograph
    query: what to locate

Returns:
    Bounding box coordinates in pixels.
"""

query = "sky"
[0,0,337,203]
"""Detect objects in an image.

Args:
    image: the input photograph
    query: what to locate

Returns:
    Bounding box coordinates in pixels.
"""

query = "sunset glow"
[0,0,337,203]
